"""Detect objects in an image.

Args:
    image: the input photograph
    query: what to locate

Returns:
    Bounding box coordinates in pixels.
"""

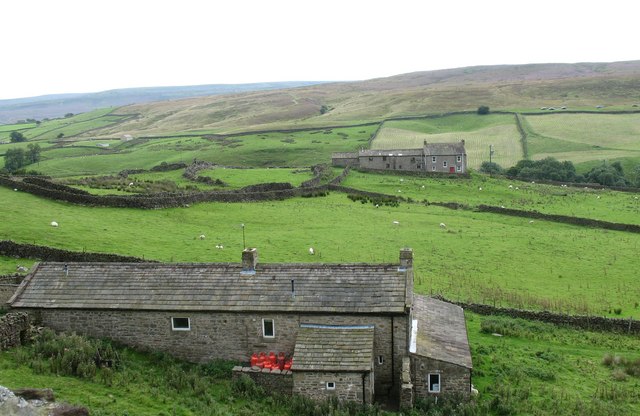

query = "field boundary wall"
[0,240,150,263]
[0,312,30,350]
[476,204,640,233]
[435,295,640,335]
[231,366,293,396]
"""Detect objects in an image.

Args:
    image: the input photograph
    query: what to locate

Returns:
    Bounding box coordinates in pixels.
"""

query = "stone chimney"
[461,139,465,146]
[241,248,258,275]
[398,248,413,271]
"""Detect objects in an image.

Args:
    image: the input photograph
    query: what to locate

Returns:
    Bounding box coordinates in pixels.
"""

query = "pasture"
[524,113,640,170]
[2,185,639,317]
[26,125,376,177]
[373,114,522,169]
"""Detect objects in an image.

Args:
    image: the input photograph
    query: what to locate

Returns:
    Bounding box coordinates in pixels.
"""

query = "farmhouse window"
[457,155,462,162]
[262,318,275,338]
[411,157,416,162]
[428,373,440,393]
[377,355,384,365]
[326,381,336,390]
[417,164,421,169]
[432,156,436,163]
[369,157,373,161]
[382,156,387,161]
[386,164,390,168]
[457,165,462,172]
[443,161,448,168]
[432,166,436,171]
[171,317,191,331]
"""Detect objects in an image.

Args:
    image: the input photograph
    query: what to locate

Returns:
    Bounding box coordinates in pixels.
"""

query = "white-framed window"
[432,156,436,163]
[457,165,462,172]
[443,161,448,168]
[326,381,336,390]
[428,373,440,393]
[171,317,191,331]
[432,166,436,171]
[377,355,384,365]
[457,155,462,162]
[262,318,275,338]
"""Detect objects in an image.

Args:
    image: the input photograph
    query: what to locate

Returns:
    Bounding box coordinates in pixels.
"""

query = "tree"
[10,131,26,143]
[477,106,490,115]
[4,148,26,172]
[27,143,42,164]
[64,113,74,118]
[584,163,627,187]
[479,161,503,175]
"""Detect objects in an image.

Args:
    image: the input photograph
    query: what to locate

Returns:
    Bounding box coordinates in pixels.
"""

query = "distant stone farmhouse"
[332,140,468,174]
[7,248,472,408]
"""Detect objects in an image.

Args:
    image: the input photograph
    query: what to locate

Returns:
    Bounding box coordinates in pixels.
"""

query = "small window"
[326,381,336,390]
[411,157,416,162]
[428,373,440,393]
[417,164,421,169]
[443,161,448,168]
[386,163,390,168]
[457,165,462,172]
[432,166,436,171]
[262,319,275,338]
[171,317,190,331]
[368,157,373,161]
[377,355,384,365]
[398,165,402,169]
[382,156,387,161]
[457,155,462,162]
[432,156,436,163]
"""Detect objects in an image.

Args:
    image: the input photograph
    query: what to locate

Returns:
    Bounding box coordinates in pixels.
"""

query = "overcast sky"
[1,0,637,100]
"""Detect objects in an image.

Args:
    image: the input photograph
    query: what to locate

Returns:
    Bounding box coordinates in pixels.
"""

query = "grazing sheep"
[421,185,425,189]
[397,190,402,193]
[215,244,224,249]
[50,221,59,227]
[375,204,379,208]
[596,196,601,199]
[501,205,505,209]
[309,247,315,255]
[16,265,28,272]
[515,187,519,190]
[471,385,479,396]
[13,188,18,191]
[635,197,638,200]
[392,220,400,225]
[439,223,446,229]
[478,187,482,191]
[529,220,534,224]
[508,185,513,189]
[128,182,134,187]
[199,234,206,240]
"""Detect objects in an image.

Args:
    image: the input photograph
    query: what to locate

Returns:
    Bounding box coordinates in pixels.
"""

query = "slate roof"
[411,295,472,369]
[292,324,374,372]
[423,142,466,156]
[9,262,409,314]
[358,149,423,157]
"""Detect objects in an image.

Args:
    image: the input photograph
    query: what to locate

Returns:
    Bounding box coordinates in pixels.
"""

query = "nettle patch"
[603,353,640,381]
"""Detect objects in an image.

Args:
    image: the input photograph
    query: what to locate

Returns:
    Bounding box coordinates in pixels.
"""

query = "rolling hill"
[81,60,640,136]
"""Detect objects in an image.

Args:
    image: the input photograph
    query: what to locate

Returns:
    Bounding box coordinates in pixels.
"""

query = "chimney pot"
[398,248,413,271]
[241,248,258,275]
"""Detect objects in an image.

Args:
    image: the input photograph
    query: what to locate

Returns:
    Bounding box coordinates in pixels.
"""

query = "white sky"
[1,0,637,100]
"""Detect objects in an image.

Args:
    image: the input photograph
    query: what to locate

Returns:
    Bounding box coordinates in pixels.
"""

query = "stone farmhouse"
[7,248,472,408]
[332,140,468,174]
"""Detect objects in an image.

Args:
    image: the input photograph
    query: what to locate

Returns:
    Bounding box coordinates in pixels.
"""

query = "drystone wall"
[0,240,149,263]
[232,366,293,396]
[0,312,30,350]
[436,296,640,334]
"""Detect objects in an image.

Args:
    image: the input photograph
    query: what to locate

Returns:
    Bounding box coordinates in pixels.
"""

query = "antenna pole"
[241,224,246,249]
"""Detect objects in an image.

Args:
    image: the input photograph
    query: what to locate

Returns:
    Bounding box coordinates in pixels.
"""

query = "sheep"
[529,220,534,224]
[199,234,206,240]
[215,244,224,249]
[635,197,639,200]
[501,205,505,209]
[421,185,425,189]
[508,185,513,189]
[50,221,59,227]
[471,385,479,396]
[515,187,519,190]
[478,187,482,191]
[596,196,601,199]
[16,265,28,272]
[128,182,134,187]
[392,220,400,225]
[13,188,18,191]
[375,204,379,208]
[439,223,446,229]
[309,247,315,255]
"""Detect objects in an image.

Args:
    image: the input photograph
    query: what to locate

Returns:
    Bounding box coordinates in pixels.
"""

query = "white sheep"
[16,265,28,272]
[309,247,315,255]
[596,196,601,199]
[375,204,379,208]
[508,185,513,189]
[515,187,519,190]
[471,385,479,396]
[421,185,425,189]
[439,223,446,229]
[199,234,206,240]
[529,220,534,224]
[392,220,400,225]
[478,187,482,191]
[50,221,59,227]
[13,188,18,191]
[128,182,134,187]
[215,244,224,249]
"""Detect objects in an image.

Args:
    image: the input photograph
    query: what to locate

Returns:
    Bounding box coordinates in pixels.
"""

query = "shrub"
[477,106,490,115]
[231,374,265,398]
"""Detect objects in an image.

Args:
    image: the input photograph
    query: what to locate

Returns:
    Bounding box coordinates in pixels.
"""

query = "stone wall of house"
[292,371,372,404]
[410,355,470,399]
[231,366,293,396]
[0,312,30,350]
[24,308,404,396]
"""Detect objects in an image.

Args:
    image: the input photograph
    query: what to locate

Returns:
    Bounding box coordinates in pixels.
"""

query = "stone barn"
[7,248,472,408]
[332,140,467,174]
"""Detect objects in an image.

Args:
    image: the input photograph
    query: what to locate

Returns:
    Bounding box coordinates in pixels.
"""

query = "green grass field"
[524,113,640,171]
[373,115,522,169]
[2,184,639,317]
